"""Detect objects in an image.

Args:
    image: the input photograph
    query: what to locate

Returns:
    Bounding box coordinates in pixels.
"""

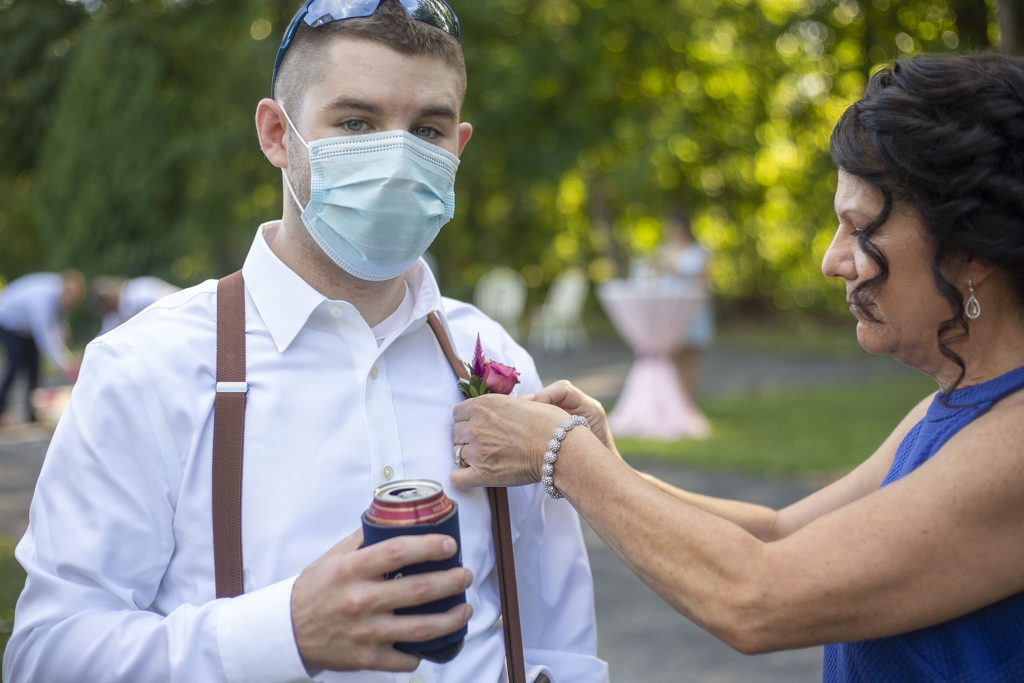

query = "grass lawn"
[614,310,939,476]
[618,373,937,477]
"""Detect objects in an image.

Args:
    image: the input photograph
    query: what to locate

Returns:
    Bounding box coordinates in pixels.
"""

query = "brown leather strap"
[427,312,526,683]
[485,486,526,683]
[213,270,246,598]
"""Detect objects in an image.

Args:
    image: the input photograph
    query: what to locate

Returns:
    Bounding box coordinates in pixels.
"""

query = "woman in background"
[657,205,713,397]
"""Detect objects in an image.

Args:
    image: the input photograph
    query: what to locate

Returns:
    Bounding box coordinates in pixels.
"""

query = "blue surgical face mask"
[280,106,460,281]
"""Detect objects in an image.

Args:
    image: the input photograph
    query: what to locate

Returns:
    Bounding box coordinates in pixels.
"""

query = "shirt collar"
[403,253,446,322]
[241,222,447,353]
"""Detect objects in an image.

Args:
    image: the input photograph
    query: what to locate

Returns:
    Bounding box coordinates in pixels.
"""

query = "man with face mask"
[2,2,607,682]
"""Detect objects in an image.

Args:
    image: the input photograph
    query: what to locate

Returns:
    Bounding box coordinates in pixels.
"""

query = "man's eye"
[413,126,439,139]
[342,120,367,132]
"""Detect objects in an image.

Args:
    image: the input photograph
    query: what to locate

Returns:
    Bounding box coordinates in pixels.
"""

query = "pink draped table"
[597,278,710,440]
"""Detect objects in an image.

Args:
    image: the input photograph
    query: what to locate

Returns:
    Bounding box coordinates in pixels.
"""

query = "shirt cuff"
[525,650,610,683]
[217,576,310,683]
[528,664,553,682]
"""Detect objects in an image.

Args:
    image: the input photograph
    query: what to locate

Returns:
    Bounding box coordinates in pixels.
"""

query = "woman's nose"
[821,230,855,280]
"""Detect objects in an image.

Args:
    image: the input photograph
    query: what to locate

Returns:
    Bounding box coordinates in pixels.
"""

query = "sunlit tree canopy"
[0,0,1011,313]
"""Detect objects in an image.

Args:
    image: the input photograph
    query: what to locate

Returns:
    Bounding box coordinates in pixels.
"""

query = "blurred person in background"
[657,205,713,397]
[451,53,1024,681]
[0,270,84,427]
[91,275,181,335]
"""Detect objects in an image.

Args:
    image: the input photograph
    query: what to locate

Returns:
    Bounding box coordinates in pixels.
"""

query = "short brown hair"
[274,0,467,116]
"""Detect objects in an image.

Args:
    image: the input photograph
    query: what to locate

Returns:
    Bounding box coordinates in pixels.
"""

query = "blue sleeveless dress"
[822,365,1024,682]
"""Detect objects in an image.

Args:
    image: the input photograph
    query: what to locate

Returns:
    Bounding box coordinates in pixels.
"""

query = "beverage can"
[361,479,466,662]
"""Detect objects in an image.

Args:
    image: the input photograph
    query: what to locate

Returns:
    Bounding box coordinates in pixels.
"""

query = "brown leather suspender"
[212,273,526,682]
[213,270,246,598]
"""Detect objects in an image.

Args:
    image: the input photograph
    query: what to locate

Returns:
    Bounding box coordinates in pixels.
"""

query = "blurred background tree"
[0,0,1013,318]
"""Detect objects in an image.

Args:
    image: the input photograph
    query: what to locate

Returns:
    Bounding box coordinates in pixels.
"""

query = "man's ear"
[255,98,290,169]
[456,122,473,157]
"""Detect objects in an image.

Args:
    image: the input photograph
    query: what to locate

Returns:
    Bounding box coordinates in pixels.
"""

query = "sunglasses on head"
[272,0,461,95]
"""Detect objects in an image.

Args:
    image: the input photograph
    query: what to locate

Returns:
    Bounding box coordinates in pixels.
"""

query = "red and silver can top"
[365,479,454,526]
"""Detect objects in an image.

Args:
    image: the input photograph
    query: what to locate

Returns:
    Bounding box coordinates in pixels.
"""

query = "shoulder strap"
[427,312,526,683]
[213,270,246,598]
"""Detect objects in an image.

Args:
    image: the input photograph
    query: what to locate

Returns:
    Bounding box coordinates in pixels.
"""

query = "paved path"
[528,336,914,407]
[1,339,912,680]
[585,459,824,681]
[0,424,49,540]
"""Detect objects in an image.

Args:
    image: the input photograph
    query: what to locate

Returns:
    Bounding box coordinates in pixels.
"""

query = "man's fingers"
[340,603,473,671]
[380,567,474,612]
[333,527,365,553]
[357,533,460,577]
[380,602,474,645]
[361,646,423,673]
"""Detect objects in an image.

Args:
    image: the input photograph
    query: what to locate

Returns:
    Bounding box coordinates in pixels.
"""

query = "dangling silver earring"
[965,278,981,320]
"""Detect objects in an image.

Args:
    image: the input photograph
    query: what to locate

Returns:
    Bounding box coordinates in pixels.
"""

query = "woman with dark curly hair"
[449,53,1024,680]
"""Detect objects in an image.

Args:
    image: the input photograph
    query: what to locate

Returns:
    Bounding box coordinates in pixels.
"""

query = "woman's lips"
[848,299,877,320]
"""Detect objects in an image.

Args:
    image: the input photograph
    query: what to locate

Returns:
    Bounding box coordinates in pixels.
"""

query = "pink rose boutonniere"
[459,335,521,397]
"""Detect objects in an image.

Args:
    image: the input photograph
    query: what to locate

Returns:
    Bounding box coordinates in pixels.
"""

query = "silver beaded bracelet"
[541,414,590,499]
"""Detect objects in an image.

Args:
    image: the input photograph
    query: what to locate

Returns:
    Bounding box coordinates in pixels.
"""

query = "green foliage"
[0,0,1004,311]
[32,11,182,275]
[0,0,87,276]
[617,373,937,474]
[458,369,490,398]
[448,0,995,309]
[24,0,287,283]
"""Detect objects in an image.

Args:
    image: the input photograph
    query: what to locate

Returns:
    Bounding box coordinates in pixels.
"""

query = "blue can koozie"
[361,479,467,662]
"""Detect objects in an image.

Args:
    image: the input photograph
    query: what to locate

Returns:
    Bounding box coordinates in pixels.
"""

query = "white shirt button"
[382,466,394,480]
[409,677,425,683]
[329,305,344,318]
[369,365,379,380]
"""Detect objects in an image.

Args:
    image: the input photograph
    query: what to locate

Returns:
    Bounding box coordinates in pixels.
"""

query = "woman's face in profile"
[823,171,953,370]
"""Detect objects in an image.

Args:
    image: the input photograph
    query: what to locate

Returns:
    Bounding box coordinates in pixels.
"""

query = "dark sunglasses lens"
[398,0,460,39]
[305,0,381,26]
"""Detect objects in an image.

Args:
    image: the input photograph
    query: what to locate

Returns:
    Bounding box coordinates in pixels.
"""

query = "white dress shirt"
[99,276,181,334]
[3,223,608,683]
[0,272,71,369]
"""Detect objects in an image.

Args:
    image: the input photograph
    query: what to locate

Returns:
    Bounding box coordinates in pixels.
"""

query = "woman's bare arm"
[547,392,1024,652]
[637,392,931,541]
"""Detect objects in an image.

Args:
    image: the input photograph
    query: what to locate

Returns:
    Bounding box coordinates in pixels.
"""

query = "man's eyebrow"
[320,96,382,115]
[418,105,459,123]
[318,98,458,123]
